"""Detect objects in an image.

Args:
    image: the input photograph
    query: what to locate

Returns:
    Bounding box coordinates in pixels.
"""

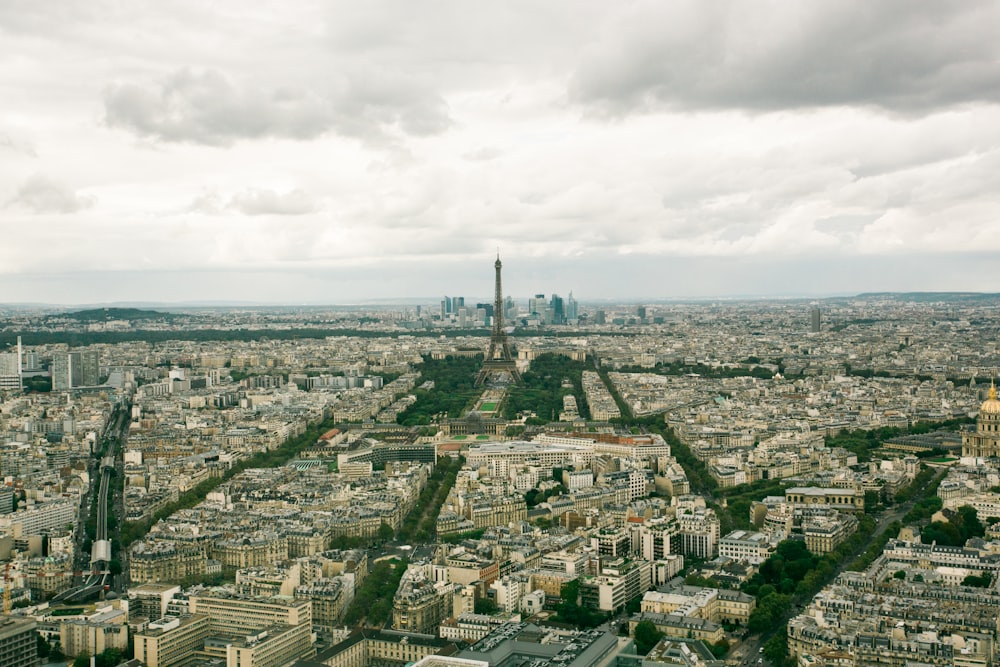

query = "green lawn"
[480,401,497,411]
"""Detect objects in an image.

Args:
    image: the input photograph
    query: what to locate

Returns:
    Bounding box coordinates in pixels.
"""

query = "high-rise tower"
[476,254,521,386]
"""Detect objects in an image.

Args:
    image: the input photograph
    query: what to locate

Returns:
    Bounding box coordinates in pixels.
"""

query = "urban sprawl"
[2,284,1000,667]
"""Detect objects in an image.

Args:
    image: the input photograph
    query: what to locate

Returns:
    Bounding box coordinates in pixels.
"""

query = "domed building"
[962,381,1000,458]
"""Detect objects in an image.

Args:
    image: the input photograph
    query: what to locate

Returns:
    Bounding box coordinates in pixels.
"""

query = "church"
[962,381,1000,458]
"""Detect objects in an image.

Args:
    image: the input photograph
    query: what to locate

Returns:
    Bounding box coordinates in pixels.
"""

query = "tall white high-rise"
[52,353,72,390]
[0,337,22,390]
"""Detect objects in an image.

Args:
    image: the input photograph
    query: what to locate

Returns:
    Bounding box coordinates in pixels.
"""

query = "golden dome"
[983,382,1000,415]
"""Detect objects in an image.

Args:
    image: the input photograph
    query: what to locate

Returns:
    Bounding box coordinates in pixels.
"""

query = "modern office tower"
[80,350,100,386]
[476,303,494,320]
[441,299,448,317]
[594,310,606,324]
[566,292,578,321]
[0,350,20,391]
[0,617,37,667]
[637,305,647,322]
[52,353,72,390]
[69,351,83,387]
[504,296,515,320]
[550,294,565,324]
[454,296,464,310]
[458,308,468,328]
[0,336,22,390]
[528,294,547,318]
[809,306,821,333]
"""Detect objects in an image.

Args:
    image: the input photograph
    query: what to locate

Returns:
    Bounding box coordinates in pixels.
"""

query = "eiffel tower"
[475,253,522,386]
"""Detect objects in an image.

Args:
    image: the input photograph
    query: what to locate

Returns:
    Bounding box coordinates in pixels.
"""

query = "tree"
[634,620,664,655]
[921,521,963,546]
[97,648,123,667]
[956,505,985,540]
[709,639,730,659]
[963,573,992,588]
[865,490,882,511]
[475,597,499,615]
[748,592,792,634]
[36,635,51,659]
[684,574,719,588]
[893,570,906,580]
[763,632,796,667]
[377,522,394,543]
[555,580,606,628]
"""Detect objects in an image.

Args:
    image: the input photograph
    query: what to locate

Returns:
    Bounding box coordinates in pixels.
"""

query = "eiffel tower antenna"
[476,252,521,386]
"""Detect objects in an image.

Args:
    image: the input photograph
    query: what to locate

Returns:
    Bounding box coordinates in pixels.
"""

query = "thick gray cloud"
[8,175,94,214]
[569,1,1000,114]
[228,188,318,216]
[104,67,450,146]
[104,69,332,146]
[186,188,318,216]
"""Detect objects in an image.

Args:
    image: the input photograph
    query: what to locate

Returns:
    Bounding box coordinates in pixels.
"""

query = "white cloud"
[8,174,94,214]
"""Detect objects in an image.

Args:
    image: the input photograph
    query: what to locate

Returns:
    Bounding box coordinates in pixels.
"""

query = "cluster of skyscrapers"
[442,294,581,327]
[441,292,579,326]
[527,293,578,325]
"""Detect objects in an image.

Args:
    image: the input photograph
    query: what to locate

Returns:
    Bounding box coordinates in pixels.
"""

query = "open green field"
[476,435,490,440]
[480,401,498,411]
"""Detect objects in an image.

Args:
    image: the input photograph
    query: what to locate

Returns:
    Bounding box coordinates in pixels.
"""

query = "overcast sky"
[2,1,999,305]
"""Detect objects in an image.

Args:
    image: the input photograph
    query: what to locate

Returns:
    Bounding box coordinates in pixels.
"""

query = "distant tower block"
[809,306,821,333]
[476,254,522,386]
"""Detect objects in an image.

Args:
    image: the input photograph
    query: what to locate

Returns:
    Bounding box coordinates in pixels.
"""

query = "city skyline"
[2,2,1000,304]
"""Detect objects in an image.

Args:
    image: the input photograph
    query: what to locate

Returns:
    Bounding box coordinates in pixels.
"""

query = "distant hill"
[856,292,1000,303]
[58,307,183,322]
